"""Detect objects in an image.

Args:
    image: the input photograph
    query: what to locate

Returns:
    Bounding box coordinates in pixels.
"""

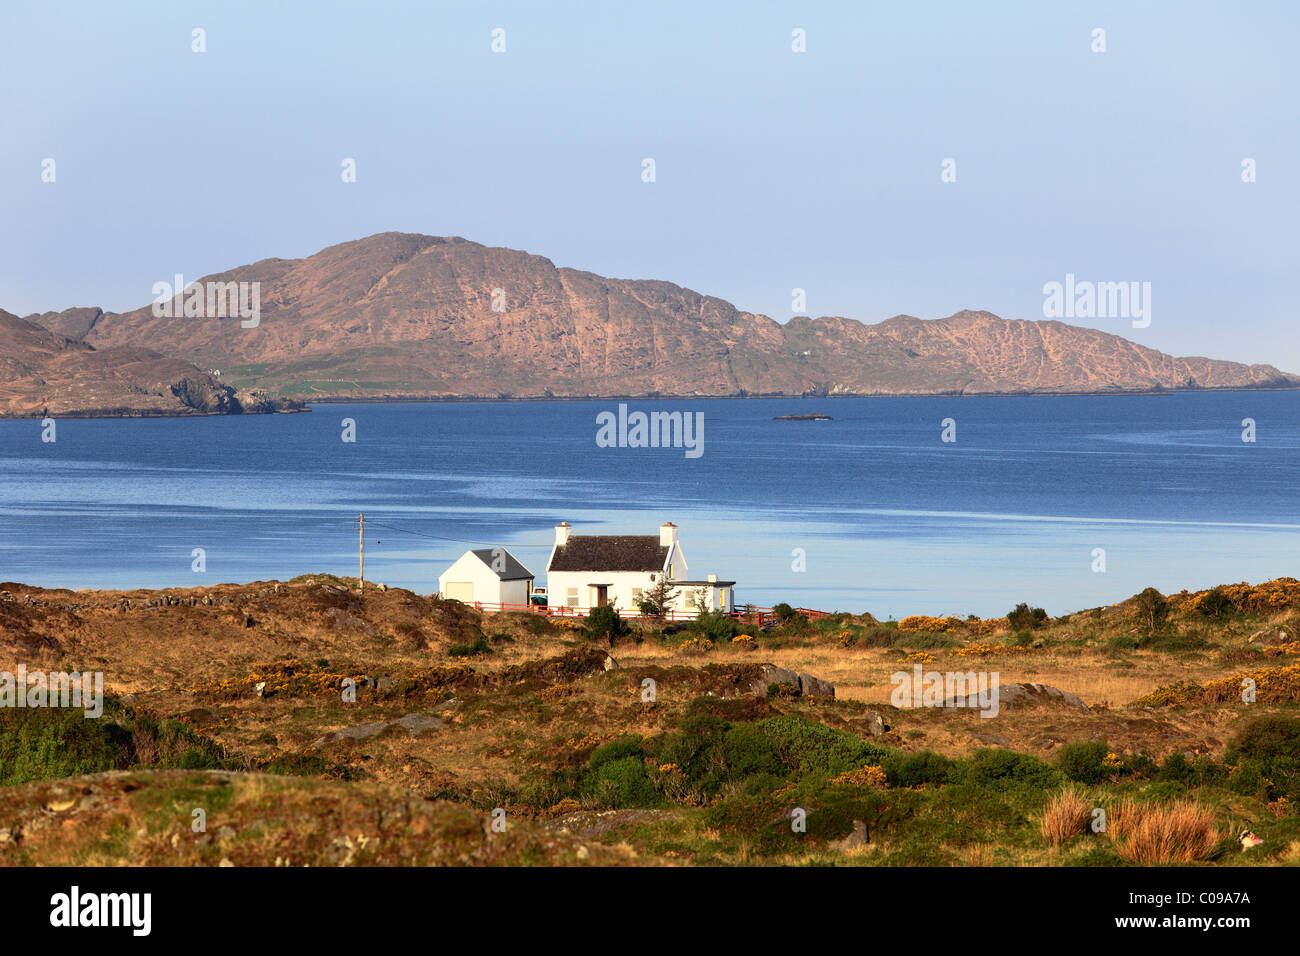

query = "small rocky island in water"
[774,413,833,421]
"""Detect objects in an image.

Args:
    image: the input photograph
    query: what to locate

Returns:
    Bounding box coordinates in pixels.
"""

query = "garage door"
[444,582,474,602]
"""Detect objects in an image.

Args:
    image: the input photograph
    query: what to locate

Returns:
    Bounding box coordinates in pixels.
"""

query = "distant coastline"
[3,384,1298,421]
[298,382,1300,405]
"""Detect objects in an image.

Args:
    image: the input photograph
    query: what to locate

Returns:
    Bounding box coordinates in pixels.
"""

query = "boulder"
[749,665,801,697]
[861,711,887,736]
[391,713,444,734]
[832,820,870,852]
[944,682,1087,711]
[799,673,836,698]
[310,713,445,748]
[1248,623,1296,647]
[748,664,835,699]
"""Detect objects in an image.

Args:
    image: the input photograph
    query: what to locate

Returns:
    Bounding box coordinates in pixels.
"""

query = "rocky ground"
[1,574,1299,866]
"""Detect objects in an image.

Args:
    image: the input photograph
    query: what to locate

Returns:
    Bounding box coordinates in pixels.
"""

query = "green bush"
[962,748,1060,791]
[0,698,229,786]
[1224,715,1300,799]
[719,723,784,779]
[588,734,647,768]
[584,756,659,807]
[1154,751,1195,784]
[755,714,887,778]
[688,609,740,643]
[447,635,491,657]
[581,735,659,808]
[892,631,958,650]
[883,750,956,788]
[1055,741,1111,784]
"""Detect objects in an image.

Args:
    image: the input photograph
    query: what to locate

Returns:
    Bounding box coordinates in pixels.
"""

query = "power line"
[359,518,497,547]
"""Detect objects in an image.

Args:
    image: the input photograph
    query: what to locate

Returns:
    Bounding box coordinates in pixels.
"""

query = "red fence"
[463,601,832,627]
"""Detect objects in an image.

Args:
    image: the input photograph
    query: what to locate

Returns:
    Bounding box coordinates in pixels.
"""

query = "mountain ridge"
[16,232,1300,405]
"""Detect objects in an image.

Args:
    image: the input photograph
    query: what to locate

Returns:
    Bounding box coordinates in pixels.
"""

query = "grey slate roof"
[470,548,534,581]
[547,535,669,573]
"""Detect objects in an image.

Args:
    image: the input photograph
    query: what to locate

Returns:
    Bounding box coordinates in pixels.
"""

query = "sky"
[2,0,1297,370]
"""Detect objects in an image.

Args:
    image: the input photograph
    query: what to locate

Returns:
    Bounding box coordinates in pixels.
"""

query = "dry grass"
[965,843,995,867]
[1040,786,1093,845]
[1107,797,1220,864]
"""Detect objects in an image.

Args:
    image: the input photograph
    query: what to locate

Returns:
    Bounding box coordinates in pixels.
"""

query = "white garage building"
[437,548,534,607]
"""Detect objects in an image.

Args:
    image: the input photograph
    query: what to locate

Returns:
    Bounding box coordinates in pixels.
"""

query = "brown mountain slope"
[33,233,1300,399]
[0,310,300,418]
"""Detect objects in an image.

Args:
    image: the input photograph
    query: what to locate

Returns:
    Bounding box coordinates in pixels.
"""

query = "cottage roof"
[548,535,669,573]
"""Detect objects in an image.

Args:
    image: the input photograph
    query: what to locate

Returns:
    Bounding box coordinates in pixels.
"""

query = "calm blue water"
[0,393,1296,617]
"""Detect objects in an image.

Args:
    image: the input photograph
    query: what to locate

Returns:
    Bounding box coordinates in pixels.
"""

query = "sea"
[0,392,1295,618]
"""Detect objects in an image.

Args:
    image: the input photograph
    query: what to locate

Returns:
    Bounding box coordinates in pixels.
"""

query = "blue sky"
[2,0,1296,369]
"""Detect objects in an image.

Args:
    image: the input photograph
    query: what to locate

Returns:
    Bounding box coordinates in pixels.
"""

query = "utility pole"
[359,512,364,589]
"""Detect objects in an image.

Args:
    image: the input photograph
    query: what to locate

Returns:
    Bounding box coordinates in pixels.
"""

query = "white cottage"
[545,521,734,617]
[438,548,534,606]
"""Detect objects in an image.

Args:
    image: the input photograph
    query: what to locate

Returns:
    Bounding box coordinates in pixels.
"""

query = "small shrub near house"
[584,604,628,646]
[772,602,799,622]
[687,609,741,643]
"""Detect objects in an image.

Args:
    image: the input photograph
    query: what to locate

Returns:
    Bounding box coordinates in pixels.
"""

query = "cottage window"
[566,587,579,607]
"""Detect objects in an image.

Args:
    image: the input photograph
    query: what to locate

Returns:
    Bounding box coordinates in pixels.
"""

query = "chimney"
[707,573,717,583]
[660,521,678,547]
[555,521,572,547]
